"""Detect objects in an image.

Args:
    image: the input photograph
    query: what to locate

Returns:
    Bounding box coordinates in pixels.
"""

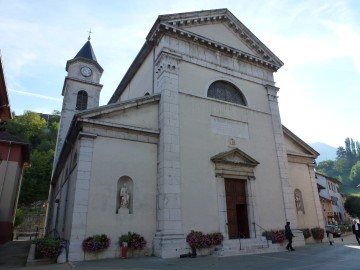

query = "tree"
[350,161,360,185]
[316,160,335,175]
[5,111,60,205]
[344,196,360,218]
[5,111,47,150]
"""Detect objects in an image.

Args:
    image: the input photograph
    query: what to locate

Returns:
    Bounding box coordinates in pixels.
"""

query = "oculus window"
[207,81,247,106]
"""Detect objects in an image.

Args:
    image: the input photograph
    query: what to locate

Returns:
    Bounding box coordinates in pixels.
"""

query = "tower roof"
[74,40,97,61]
[66,39,103,72]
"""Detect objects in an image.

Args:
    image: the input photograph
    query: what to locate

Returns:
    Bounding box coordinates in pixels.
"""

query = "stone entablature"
[148,9,283,71]
[156,37,275,86]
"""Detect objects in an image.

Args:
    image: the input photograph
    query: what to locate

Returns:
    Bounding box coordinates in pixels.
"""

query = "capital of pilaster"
[155,51,182,77]
[265,84,279,102]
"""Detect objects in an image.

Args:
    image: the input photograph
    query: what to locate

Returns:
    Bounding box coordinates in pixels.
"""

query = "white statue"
[119,183,130,209]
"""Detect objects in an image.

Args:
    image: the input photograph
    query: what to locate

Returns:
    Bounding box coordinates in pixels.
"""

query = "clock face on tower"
[80,66,92,77]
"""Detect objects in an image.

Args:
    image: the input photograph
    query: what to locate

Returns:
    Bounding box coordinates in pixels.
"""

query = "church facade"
[46,9,324,261]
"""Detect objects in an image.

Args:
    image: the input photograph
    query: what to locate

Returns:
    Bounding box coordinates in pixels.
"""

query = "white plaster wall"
[179,61,270,113]
[288,162,320,230]
[118,50,154,102]
[97,102,159,130]
[178,93,286,234]
[86,137,157,256]
[183,23,254,55]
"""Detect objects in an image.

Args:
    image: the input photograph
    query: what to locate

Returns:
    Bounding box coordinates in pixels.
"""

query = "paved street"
[1,234,360,270]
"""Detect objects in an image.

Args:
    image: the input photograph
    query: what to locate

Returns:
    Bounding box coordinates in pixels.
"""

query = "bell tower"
[54,36,103,166]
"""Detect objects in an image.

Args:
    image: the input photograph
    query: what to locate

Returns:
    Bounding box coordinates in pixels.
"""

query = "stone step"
[213,238,285,257]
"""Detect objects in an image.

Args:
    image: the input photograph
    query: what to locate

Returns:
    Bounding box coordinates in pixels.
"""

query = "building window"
[207,81,247,106]
[331,196,338,205]
[76,90,88,110]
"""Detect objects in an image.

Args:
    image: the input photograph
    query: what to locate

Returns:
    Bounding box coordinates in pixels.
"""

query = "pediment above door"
[211,148,259,179]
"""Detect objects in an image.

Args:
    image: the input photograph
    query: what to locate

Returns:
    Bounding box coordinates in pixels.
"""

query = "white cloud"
[9,89,62,102]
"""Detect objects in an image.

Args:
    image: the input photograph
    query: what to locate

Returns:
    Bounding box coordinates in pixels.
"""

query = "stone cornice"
[149,22,281,71]
[62,77,103,96]
[147,9,283,71]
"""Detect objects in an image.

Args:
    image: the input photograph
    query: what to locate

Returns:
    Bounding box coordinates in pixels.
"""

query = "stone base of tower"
[153,233,187,258]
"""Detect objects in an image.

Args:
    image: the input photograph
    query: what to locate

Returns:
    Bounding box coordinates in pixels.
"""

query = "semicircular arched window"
[207,81,247,106]
[76,90,88,110]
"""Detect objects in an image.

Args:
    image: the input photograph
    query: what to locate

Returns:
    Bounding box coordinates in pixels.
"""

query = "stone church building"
[46,9,324,261]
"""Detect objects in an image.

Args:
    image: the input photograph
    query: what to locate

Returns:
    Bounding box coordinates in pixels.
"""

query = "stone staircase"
[212,237,285,257]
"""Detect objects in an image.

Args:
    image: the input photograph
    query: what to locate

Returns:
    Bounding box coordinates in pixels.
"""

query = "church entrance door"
[225,179,250,239]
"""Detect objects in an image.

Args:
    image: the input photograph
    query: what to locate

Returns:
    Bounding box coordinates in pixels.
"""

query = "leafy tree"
[350,161,360,184]
[5,111,47,150]
[344,196,360,218]
[316,160,335,175]
[336,147,346,159]
[5,111,60,205]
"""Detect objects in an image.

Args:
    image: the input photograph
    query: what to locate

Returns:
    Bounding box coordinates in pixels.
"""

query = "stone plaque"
[211,116,249,139]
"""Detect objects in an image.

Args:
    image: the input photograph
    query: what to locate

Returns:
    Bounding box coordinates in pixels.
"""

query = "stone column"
[153,51,186,258]
[266,85,297,227]
[68,133,96,261]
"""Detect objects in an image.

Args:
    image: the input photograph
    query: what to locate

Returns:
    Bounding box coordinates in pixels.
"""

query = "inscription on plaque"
[211,116,249,139]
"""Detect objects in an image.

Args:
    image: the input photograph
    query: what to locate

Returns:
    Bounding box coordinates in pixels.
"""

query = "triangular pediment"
[283,125,319,158]
[75,94,160,132]
[147,8,283,70]
[211,148,259,167]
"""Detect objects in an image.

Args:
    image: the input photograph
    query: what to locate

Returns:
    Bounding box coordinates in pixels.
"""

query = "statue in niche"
[294,189,305,214]
[119,183,130,209]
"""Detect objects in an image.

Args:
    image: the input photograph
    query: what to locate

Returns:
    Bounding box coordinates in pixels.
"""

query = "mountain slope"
[309,142,337,162]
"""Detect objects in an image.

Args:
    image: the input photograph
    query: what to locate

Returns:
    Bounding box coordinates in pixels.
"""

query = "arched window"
[76,90,88,110]
[207,81,247,106]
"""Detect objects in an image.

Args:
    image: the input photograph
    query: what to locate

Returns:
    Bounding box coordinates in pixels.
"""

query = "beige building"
[46,9,324,261]
[316,172,347,225]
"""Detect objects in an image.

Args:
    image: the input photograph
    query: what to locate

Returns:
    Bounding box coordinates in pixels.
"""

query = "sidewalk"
[1,233,359,270]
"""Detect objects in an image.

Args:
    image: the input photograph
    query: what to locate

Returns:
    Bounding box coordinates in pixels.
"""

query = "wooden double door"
[225,179,250,239]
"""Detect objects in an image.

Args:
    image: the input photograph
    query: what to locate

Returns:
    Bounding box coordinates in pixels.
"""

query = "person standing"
[352,219,360,245]
[285,221,295,251]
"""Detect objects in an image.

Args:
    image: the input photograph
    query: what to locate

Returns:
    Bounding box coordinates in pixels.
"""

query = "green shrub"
[261,231,272,240]
[35,237,61,259]
[14,208,24,227]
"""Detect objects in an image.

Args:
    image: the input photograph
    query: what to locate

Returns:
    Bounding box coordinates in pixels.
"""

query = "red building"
[0,54,30,244]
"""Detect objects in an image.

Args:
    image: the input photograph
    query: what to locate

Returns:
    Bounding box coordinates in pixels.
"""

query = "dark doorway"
[225,179,249,239]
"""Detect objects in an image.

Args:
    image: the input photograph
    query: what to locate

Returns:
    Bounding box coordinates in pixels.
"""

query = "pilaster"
[153,51,186,258]
[68,133,96,261]
[308,163,325,227]
[266,85,297,227]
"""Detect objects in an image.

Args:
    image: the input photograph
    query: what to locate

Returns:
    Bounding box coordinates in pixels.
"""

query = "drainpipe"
[0,141,12,199]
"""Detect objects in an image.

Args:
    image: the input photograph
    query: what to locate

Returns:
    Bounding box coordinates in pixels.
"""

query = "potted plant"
[311,227,325,241]
[82,234,111,253]
[35,237,62,260]
[186,230,224,257]
[119,232,147,257]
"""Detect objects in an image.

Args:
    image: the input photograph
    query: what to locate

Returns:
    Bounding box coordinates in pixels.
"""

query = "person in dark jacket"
[352,219,360,245]
[285,221,295,251]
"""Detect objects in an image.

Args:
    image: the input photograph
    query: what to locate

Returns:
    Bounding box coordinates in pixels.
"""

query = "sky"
[0,0,359,148]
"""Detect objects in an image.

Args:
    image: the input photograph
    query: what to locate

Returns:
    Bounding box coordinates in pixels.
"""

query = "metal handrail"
[238,231,247,250]
[252,222,269,248]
